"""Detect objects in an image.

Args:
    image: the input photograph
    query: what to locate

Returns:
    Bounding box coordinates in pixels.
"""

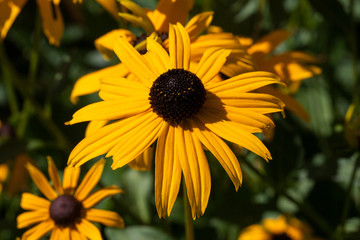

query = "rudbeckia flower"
[67,23,284,218]
[17,157,124,239]
[238,215,319,240]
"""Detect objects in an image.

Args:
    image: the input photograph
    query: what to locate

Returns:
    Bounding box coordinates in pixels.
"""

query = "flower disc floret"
[50,195,83,227]
[149,69,206,124]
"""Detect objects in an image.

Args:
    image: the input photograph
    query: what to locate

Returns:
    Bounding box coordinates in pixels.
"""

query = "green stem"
[339,154,360,236]
[183,181,194,240]
[241,158,333,238]
[0,43,19,115]
[17,10,42,137]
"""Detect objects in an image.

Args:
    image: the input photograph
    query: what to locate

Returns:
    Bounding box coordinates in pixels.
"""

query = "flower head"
[238,215,319,240]
[67,23,284,218]
[17,157,124,239]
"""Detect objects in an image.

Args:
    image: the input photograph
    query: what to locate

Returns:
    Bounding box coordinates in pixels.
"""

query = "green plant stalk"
[0,43,19,115]
[183,181,194,240]
[17,10,42,137]
[241,158,333,238]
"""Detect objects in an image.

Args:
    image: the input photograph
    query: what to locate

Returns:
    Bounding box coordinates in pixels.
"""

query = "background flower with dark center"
[238,215,320,240]
[66,23,284,218]
[17,157,124,239]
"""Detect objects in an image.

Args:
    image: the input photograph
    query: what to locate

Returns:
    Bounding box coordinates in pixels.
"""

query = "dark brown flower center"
[272,233,292,240]
[50,195,83,227]
[149,69,206,124]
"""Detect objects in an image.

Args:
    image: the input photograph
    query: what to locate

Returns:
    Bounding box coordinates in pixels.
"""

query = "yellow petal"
[169,23,191,70]
[191,118,242,189]
[248,29,290,59]
[36,0,64,46]
[175,121,211,218]
[197,115,272,161]
[20,193,50,210]
[155,123,182,218]
[82,186,123,208]
[85,120,108,137]
[185,11,213,38]
[195,48,231,84]
[206,71,283,95]
[95,0,119,21]
[66,97,150,125]
[71,63,129,104]
[17,210,49,229]
[113,37,157,88]
[238,225,270,240]
[144,37,170,75]
[68,112,153,168]
[47,156,63,195]
[74,159,106,201]
[6,153,31,196]
[99,76,149,100]
[50,227,70,240]
[147,0,194,33]
[76,219,102,240]
[0,0,27,40]
[128,146,154,171]
[21,219,54,240]
[95,29,136,60]
[273,62,321,83]
[62,165,80,195]
[26,163,58,200]
[70,229,87,240]
[86,208,125,228]
[110,112,164,169]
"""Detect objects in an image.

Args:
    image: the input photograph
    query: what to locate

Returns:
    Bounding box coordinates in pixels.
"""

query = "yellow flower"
[0,0,119,46]
[0,0,64,46]
[17,157,124,239]
[0,163,9,193]
[238,215,319,240]
[67,23,284,218]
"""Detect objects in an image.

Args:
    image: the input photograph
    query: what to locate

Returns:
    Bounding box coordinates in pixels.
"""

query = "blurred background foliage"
[0,0,360,239]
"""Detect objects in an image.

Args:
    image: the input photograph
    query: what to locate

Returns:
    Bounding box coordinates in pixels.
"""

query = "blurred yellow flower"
[238,215,319,240]
[67,23,284,218]
[17,157,124,239]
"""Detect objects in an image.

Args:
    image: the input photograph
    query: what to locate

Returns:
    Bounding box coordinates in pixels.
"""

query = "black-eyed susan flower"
[67,23,284,218]
[17,157,124,239]
[238,215,320,240]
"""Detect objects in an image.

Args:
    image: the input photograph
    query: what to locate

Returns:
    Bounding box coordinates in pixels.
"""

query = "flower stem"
[183,180,194,240]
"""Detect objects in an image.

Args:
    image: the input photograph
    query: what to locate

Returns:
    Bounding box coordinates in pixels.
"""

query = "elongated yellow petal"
[110,112,164,169]
[85,120,108,137]
[169,23,191,70]
[195,48,231,84]
[50,227,70,240]
[248,29,290,58]
[26,163,58,200]
[95,29,136,59]
[128,146,154,171]
[17,210,49,229]
[118,12,155,34]
[198,116,272,161]
[36,0,63,46]
[46,156,63,195]
[49,227,60,240]
[21,219,54,240]
[113,37,157,88]
[147,0,194,32]
[20,193,50,211]
[144,37,170,75]
[0,0,26,40]
[206,71,283,95]
[86,208,125,228]
[155,123,182,218]
[76,219,102,240]
[95,0,119,21]
[71,64,129,104]
[70,229,87,240]
[66,97,150,125]
[99,76,149,100]
[191,118,242,189]
[273,62,321,83]
[185,12,213,38]
[62,166,80,195]
[74,159,106,201]
[82,186,123,208]
[69,112,153,167]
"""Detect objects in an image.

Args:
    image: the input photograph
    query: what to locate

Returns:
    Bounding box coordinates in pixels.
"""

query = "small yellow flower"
[238,215,319,240]
[67,23,284,219]
[17,157,124,239]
